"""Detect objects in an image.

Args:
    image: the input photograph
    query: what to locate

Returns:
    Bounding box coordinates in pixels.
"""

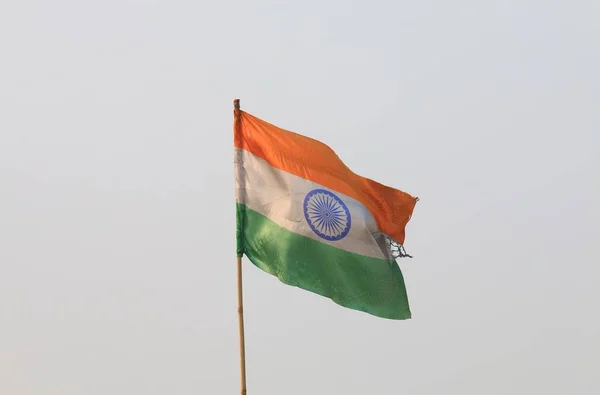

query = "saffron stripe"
[234,110,417,244]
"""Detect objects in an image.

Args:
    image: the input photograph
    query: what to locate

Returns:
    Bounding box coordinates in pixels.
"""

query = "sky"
[1,0,599,394]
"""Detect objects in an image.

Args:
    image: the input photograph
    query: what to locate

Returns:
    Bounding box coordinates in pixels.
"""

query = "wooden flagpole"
[234,99,247,395]
[237,256,247,395]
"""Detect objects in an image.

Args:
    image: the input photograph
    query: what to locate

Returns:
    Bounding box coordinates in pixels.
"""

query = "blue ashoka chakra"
[303,189,351,241]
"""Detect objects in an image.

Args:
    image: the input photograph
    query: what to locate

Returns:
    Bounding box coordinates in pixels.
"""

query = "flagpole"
[234,99,248,395]
[237,256,247,395]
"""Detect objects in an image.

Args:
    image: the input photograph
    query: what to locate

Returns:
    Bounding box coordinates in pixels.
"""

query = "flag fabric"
[234,106,418,320]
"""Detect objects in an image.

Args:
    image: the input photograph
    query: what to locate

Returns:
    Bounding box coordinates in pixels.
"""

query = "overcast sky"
[1,1,599,394]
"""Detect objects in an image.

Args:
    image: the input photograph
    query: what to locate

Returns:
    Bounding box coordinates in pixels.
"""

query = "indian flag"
[234,105,418,320]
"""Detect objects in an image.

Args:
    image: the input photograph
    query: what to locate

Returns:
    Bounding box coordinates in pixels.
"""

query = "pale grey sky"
[1,1,599,394]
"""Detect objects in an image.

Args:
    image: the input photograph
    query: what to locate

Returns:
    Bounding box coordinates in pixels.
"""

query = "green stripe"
[236,203,411,320]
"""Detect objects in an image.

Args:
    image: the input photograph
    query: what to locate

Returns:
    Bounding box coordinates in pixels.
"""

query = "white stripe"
[235,148,391,259]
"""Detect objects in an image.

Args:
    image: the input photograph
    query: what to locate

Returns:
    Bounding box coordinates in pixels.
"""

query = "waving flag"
[234,105,418,319]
